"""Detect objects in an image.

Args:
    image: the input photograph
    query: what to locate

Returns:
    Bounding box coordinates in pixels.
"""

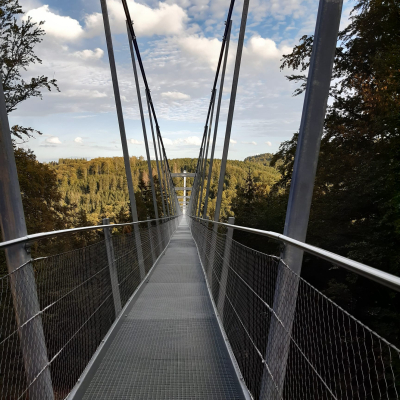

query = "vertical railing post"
[100,0,146,280]
[183,170,187,215]
[166,167,175,215]
[200,216,209,265]
[0,80,54,399]
[147,216,156,265]
[217,216,234,322]
[103,218,122,315]
[260,0,343,398]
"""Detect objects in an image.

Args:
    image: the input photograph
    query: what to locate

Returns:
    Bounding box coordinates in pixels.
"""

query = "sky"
[12,0,353,162]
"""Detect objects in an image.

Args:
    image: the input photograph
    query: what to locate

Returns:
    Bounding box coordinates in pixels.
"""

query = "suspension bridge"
[1,0,400,399]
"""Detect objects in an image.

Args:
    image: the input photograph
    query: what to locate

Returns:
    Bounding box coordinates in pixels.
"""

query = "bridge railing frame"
[0,215,181,399]
[189,215,400,399]
[190,216,400,292]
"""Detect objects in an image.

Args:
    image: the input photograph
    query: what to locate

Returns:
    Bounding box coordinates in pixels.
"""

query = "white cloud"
[246,35,292,60]
[161,91,190,100]
[175,136,202,146]
[23,1,187,43]
[73,48,104,60]
[63,90,107,99]
[163,136,202,146]
[85,0,188,37]
[249,0,312,22]
[178,35,222,70]
[162,138,174,146]
[176,34,291,73]
[129,139,144,145]
[74,137,83,143]
[266,141,272,146]
[242,141,257,145]
[24,5,84,41]
[46,136,62,144]
[14,0,307,162]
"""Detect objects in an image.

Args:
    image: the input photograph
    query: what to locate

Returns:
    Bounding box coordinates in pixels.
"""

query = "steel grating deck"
[80,216,245,400]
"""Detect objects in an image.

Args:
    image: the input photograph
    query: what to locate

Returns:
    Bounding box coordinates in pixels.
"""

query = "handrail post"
[147,216,156,265]
[260,0,343,397]
[217,217,235,322]
[200,216,210,265]
[100,0,146,281]
[103,218,122,315]
[0,80,54,399]
[183,170,187,214]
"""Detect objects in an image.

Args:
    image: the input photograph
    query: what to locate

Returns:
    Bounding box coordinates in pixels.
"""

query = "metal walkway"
[79,216,246,400]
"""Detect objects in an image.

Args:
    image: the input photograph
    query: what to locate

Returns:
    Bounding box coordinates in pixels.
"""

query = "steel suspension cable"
[203,20,232,218]
[122,0,179,214]
[197,89,216,216]
[189,1,236,216]
[146,93,167,217]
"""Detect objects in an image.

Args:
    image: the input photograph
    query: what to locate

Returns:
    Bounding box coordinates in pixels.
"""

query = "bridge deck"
[79,217,245,400]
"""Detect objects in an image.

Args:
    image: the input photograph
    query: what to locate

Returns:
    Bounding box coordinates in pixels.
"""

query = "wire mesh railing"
[0,216,180,400]
[189,217,400,400]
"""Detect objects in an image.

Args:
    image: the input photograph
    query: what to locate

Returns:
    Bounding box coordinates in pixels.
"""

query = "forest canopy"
[48,156,281,226]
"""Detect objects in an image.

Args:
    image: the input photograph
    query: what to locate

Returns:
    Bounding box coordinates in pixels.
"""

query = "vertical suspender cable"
[197,89,216,216]
[157,134,171,216]
[192,132,207,216]
[260,0,343,397]
[147,93,167,217]
[203,20,232,218]
[213,0,250,223]
[100,0,146,279]
[126,21,159,220]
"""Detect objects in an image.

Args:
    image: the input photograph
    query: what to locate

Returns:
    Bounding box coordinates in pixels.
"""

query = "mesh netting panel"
[0,274,27,399]
[34,240,115,399]
[0,217,180,399]
[190,218,400,400]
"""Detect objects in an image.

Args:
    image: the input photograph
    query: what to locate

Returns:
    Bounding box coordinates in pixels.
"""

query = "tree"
[0,0,59,140]
[14,147,70,234]
[270,0,400,345]
[0,148,72,265]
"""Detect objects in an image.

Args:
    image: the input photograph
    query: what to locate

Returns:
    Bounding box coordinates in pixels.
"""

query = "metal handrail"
[190,216,400,292]
[0,216,179,250]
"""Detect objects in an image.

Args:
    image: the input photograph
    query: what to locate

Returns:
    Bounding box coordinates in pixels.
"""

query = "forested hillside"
[244,153,273,166]
[48,156,280,225]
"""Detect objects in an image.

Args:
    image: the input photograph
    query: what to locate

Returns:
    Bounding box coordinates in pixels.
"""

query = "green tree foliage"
[244,153,274,166]
[50,156,281,224]
[14,148,69,234]
[235,0,400,345]
[0,148,71,274]
[0,0,58,140]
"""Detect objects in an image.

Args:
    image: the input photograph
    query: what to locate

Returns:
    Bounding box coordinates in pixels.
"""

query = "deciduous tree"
[0,0,59,140]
